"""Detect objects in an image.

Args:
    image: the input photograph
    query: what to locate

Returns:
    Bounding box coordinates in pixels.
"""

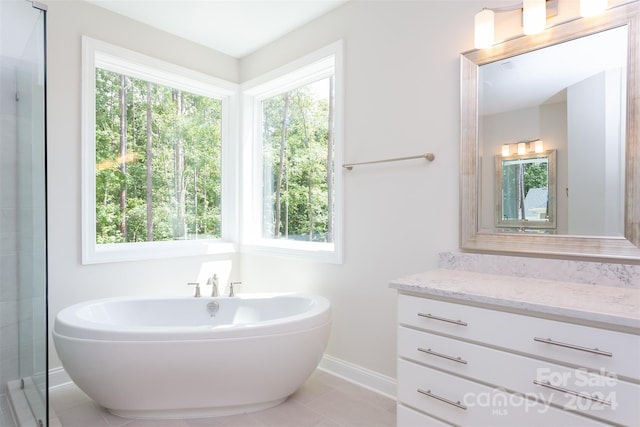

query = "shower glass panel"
[0,0,48,425]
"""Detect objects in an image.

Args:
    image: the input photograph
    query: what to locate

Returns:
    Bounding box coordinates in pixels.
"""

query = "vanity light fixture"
[474,0,551,49]
[501,139,544,156]
[523,0,547,35]
[475,9,495,49]
[534,139,544,153]
[474,0,608,49]
[517,142,527,155]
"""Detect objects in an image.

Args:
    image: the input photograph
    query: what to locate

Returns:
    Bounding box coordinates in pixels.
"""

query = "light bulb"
[517,142,526,155]
[534,140,544,153]
[502,144,510,157]
[580,0,607,17]
[474,9,495,49]
[523,0,546,35]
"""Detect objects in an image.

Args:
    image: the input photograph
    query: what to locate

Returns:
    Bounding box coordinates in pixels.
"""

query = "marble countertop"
[390,269,640,330]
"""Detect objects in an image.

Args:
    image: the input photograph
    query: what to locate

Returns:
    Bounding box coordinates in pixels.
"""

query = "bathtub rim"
[53,292,331,341]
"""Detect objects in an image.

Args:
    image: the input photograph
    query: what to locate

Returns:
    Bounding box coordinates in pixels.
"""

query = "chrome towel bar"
[343,152,435,170]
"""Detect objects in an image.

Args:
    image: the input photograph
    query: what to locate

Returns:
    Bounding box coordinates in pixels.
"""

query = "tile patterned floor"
[49,370,397,427]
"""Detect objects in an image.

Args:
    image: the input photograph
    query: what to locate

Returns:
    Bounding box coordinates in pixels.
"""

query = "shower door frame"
[10,1,49,426]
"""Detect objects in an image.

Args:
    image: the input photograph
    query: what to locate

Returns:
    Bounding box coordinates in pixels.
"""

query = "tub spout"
[207,274,219,297]
[188,282,201,298]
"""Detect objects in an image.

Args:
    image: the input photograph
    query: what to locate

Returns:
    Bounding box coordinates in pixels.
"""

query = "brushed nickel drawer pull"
[533,380,612,406]
[417,388,467,410]
[533,337,612,357]
[418,347,468,364]
[418,312,468,326]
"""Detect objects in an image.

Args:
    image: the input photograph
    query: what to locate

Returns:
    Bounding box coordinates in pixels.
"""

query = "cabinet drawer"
[398,359,611,427]
[399,326,640,426]
[398,294,640,379]
[399,325,480,374]
[397,404,452,427]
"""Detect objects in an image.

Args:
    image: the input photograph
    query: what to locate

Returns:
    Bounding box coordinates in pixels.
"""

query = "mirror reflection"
[479,25,627,237]
[495,150,556,230]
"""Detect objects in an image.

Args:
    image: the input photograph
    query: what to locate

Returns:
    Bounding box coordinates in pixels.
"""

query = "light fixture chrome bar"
[31,1,48,11]
[484,2,523,13]
[482,0,557,15]
[343,153,435,171]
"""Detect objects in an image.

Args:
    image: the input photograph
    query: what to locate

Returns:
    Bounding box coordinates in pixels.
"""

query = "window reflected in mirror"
[494,150,556,231]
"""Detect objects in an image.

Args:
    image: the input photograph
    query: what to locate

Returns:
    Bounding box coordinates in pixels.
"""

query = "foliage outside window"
[501,157,549,221]
[243,42,343,263]
[95,69,223,244]
[261,77,334,242]
[82,37,237,264]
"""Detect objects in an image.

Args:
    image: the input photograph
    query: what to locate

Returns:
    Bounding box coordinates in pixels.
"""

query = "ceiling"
[85,0,348,58]
[480,25,628,116]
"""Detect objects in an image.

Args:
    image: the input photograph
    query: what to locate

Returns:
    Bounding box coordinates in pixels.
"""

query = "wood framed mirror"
[460,2,639,261]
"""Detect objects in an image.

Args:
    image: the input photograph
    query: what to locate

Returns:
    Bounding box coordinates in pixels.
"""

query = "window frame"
[240,41,344,263]
[81,37,239,264]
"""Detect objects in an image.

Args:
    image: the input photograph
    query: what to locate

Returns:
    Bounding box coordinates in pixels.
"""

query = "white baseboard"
[318,354,397,399]
[48,367,72,390]
[49,356,398,400]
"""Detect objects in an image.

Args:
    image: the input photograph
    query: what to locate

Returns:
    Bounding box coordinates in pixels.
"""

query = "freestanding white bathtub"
[53,293,331,419]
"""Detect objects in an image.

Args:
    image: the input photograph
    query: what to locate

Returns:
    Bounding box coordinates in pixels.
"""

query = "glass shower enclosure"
[0,0,48,426]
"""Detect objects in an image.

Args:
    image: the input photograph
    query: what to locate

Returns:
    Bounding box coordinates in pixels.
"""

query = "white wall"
[46,0,620,383]
[568,73,606,235]
[567,69,626,237]
[541,101,569,234]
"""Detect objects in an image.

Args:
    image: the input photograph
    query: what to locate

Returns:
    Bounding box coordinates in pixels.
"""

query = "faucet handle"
[187,282,201,298]
[229,281,242,297]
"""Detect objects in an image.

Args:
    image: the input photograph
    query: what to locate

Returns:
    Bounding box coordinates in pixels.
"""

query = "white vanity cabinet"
[391,270,640,427]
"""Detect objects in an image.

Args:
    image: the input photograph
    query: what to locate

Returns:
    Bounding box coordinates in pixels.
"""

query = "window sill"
[241,239,342,264]
[82,240,238,264]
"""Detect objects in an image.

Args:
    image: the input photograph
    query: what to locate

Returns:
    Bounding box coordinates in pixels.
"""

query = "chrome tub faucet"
[207,274,219,297]
[229,281,242,297]
[188,282,201,298]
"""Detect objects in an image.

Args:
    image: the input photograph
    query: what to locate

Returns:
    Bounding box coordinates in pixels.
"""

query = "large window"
[82,37,238,263]
[95,69,223,243]
[82,38,341,264]
[242,42,343,263]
